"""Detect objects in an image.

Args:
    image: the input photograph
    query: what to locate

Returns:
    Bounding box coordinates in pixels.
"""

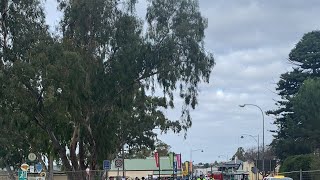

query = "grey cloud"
[200,0,320,52]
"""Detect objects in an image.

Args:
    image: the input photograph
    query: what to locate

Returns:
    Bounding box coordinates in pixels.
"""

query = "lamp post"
[239,104,265,176]
[190,149,204,179]
[240,134,259,180]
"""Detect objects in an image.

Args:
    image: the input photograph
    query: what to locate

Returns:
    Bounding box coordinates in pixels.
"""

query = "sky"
[44,0,320,164]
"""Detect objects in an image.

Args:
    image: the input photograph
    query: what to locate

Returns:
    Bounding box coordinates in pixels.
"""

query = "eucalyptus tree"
[0,0,214,179]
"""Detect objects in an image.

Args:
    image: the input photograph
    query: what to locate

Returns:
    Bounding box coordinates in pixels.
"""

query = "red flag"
[176,154,181,169]
[154,152,159,167]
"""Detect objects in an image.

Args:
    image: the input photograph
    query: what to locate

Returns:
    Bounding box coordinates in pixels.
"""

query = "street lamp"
[190,149,204,179]
[239,104,265,176]
[240,134,259,180]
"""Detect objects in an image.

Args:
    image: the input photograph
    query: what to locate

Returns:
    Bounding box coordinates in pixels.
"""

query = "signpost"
[115,158,123,178]
[103,160,111,180]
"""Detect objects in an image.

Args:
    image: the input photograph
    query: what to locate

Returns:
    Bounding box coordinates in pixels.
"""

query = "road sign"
[30,165,35,173]
[103,160,111,170]
[40,172,46,177]
[21,163,29,171]
[36,163,43,173]
[114,158,123,168]
[18,170,27,180]
[28,153,37,161]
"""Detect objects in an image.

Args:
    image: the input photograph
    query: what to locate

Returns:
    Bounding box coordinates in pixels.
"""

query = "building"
[108,157,182,179]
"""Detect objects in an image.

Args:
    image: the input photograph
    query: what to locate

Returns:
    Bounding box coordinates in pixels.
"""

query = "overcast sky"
[45,0,320,163]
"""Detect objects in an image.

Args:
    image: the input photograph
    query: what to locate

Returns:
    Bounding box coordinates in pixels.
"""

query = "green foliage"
[268,31,320,161]
[125,140,171,158]
[280,154,312,172]
[0,0,214,177]
[232,147,246,161]
[292,78,320,149]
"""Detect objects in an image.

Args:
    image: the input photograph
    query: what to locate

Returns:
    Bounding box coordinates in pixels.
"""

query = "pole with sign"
[103,160,111,180]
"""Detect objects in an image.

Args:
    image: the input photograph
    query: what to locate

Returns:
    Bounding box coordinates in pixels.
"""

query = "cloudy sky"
[45,0,320,163]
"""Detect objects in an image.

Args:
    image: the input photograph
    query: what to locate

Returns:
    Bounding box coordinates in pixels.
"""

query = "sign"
[21,163,29,171]
[174,161,177,172]
[28,153,37,161]
[114,158,123,168]
[36,163,43,173]
[18,170,27,180]
[154,152,159,167]
[103,160,111,170]
[40,172,46,177]
[30,165,35,173]
[176,154,181,169]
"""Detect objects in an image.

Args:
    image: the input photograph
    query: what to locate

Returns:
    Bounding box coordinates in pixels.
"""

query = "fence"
[278,170,320,180]
[0,169,181,180]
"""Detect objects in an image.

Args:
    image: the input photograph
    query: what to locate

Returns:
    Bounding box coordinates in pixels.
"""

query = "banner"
[176,154,181,169]
[154,152,159,167]
[184,161,189,173]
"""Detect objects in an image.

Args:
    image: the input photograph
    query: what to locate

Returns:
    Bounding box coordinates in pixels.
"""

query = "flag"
[154,152,159,167]
[176,154,181,169]
[185,161,189,173]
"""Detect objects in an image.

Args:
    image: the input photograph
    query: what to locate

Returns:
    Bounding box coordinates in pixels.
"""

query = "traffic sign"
[36,163,43,173]
[18,170,27,180]
[30,165,35,173]
[28,153,37,161]
[114,158,123,168]
[40,172,46,177]
[103,160,111,170]
[20,163,29,171]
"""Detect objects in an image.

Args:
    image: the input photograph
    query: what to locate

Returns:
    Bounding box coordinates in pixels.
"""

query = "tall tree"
[292,78,320,150]
[0,0,214,179]
[232,147,245,161]
[268,31,320,161]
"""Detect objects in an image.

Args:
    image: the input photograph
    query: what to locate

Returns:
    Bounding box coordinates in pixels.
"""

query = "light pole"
[239,104,265,176]
[190,149,204,179]
[240,134,259,180]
